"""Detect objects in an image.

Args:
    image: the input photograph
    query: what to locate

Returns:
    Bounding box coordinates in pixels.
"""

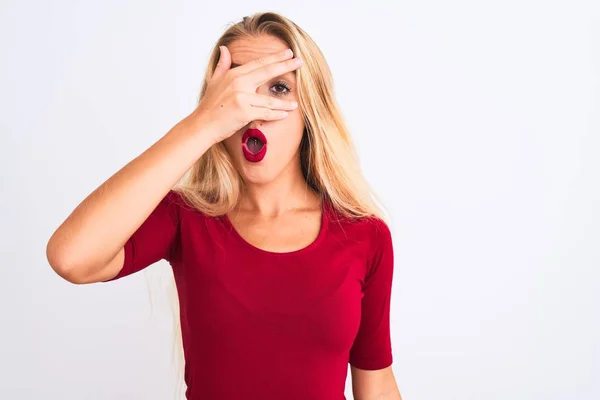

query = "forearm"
[47,115,216,280]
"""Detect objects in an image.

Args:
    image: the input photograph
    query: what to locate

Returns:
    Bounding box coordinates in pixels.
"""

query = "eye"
[270,80,292,97]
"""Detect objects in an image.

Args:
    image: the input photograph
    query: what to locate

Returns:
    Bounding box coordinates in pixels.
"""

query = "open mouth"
[241,129,267,162]
[246,137,265,154]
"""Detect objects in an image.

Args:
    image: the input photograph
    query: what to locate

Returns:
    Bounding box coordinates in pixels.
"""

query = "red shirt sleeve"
[349,218,395,370]
[102,190,181,282]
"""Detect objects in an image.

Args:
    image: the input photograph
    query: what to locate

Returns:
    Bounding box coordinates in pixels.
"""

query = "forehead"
[228,35,290,68]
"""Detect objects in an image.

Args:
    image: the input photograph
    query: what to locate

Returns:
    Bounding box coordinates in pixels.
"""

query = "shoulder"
[164,190,229,237]
[326,211,394,283]
[164,189,207,218]
[325,201,391,239]
[164,189,187,207]
[151,190,209,230]
[325,203,393,257]
[158,190,187,220]
[358,216,393,263]
[351,216,394,282]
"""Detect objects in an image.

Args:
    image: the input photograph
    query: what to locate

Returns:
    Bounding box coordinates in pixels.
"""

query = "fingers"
[248,56,304,87]
[248,107,290,122]
[212,45,231,80]
[245,93,298,111]
[242,92,298,122]
[233,48,294,76]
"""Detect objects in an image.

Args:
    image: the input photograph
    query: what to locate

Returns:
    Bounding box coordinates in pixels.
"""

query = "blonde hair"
[154,11,389,398]
[172,11,386,221]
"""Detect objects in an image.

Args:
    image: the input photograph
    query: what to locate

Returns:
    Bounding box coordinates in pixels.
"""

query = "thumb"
[212,45,231,80]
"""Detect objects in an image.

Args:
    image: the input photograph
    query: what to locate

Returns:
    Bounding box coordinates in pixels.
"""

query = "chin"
[237,159,279,186]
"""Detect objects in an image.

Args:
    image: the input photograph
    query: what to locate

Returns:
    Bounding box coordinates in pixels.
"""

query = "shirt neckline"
[221,198,330,257]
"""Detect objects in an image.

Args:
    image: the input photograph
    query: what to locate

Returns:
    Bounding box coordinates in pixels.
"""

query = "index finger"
[232,48,294,75]
[247,56,304,87]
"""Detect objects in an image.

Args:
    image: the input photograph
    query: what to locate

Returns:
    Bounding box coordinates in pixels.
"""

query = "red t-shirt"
[104,190,394,399]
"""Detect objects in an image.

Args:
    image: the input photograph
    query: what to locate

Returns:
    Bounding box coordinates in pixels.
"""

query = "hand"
[190,46,303,144]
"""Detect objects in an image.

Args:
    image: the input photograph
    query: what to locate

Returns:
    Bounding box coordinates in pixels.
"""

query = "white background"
[1,0,599,399]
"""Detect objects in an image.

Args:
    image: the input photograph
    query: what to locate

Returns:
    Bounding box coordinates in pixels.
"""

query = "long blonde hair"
[172,11,386,220]
[152,11,389,398]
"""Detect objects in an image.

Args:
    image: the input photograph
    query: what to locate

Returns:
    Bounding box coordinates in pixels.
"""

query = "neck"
[238,162,320,217]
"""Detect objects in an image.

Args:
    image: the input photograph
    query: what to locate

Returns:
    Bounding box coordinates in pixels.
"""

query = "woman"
[46,11,402,400]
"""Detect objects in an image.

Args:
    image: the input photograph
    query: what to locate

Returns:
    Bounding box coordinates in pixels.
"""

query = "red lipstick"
[241,128,267,163]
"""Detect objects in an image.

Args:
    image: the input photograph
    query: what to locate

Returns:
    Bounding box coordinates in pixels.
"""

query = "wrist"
[180,110,221,147]
[166,116,218,158]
